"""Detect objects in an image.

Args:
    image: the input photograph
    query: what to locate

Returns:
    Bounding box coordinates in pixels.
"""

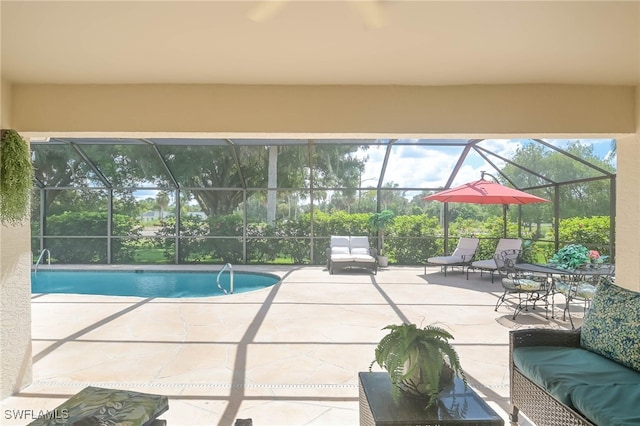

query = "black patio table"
[515,263,614,277]
[515,263,615,318]
[358,372,504,426]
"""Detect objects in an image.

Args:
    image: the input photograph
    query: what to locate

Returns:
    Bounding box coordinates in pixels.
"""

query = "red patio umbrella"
[423,173,549,237]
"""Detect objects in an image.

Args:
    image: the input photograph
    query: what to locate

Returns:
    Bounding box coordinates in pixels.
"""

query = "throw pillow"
[581,279,640,372]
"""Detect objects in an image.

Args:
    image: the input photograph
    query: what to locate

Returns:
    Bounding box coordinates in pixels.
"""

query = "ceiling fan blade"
[247,0,289,23]
[349,1,387,29]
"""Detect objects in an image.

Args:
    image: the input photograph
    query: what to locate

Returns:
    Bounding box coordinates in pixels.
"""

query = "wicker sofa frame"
[509,328,594,426]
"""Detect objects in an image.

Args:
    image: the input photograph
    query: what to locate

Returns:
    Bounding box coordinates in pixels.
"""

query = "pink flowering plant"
[589,250,608,264]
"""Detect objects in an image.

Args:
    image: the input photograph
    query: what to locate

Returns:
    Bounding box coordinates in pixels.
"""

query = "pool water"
[31,270,280,298]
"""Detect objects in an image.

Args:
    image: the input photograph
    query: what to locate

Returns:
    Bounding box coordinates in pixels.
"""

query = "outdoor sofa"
[326,236,377,275]
[509,278,640,425]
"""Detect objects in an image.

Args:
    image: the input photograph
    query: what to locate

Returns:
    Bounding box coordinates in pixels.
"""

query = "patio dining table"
[515,263,614,277]
[515,263,615,319]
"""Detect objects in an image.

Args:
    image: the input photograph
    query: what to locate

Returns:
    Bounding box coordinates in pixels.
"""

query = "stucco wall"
[12,83,636,136]
[1,79,12,130]
[614,70,640,291]
[0,78,33,398]
[616,133,640,292]
[0,222,33,398]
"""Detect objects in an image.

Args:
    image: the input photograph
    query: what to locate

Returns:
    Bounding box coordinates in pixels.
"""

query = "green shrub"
[277,217,311,264]
[385,215,440,264]
[552,216,611,256]
[312,211,370,237]
[156,216,210,263]
[45,212,142,263]
[247,223,278,263]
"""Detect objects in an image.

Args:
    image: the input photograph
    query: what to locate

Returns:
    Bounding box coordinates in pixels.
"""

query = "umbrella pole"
[503,204,507,238]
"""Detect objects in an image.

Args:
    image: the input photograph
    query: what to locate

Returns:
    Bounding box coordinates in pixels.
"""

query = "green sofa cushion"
[571,384,640,426]
[513,346,640,408]
[580,280,640,372]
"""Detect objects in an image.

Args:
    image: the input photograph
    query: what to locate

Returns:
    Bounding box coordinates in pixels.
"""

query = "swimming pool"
[31,270,280,298]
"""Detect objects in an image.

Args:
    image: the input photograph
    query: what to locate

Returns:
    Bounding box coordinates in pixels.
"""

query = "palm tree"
[155,191,170,219]
[606,140,617,161]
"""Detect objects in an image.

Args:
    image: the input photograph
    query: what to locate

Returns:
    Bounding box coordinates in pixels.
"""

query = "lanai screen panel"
[32,143,105,188]
[381,141,469,189]
[80,143,173,188]
[158,144,244,188]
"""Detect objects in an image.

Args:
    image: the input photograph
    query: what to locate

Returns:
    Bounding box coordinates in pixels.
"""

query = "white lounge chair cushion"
[427,255,468,265]
[427,237,479,265]
[471,238,522,270]
[330,236,351,255]
[331,254,357,263]
[349,237,375,259]
[350,248,370,255]
[350,237,376,263]
[331,246,350,255]
[471,259,498,270]
[331,236,350,247]
[351,253,376,263]
[452,238,480,257]
[495,238,522,253]
[349,236,371,250]
[451,247,476,258]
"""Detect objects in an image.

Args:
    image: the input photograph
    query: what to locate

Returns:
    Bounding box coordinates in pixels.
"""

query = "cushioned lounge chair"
[468,238,523,282]
[425,237,480,276]
[327,236,377,275]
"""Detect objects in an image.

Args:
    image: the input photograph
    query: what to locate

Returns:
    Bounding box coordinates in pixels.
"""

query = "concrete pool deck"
[1,265,579,425]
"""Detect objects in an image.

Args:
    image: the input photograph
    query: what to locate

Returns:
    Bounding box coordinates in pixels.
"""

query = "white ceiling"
[1,1,639,86]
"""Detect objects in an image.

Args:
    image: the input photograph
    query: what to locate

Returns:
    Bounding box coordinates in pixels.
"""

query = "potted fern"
[370,323,467,407]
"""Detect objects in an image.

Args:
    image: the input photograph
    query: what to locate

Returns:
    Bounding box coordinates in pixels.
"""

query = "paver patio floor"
[2,265,580,425]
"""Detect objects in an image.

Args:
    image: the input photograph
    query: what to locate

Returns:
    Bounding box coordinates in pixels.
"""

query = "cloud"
[360,140,520,189]
[354,138,613,193]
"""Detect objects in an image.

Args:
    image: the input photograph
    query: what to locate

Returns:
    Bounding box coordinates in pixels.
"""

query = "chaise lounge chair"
[425,237,480,276]
[327,236,378,275]
[467,238,523,282]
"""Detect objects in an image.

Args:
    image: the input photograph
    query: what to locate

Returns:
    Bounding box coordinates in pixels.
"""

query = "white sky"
[358,138,615,190]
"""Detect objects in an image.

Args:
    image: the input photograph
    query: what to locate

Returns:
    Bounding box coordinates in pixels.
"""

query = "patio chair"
[494,249,548,319]
[425,237,480,276]
[326,236,377,275]
[468,238,523,282]
[555,265,615,329]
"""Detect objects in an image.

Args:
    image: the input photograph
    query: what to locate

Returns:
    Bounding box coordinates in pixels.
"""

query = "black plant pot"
[397,363,455,400]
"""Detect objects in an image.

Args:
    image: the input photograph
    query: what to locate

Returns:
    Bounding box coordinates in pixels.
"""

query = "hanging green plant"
[0,129,34,225]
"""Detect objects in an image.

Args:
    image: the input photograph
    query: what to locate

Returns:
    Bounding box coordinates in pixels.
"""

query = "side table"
[359,372,504,426]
